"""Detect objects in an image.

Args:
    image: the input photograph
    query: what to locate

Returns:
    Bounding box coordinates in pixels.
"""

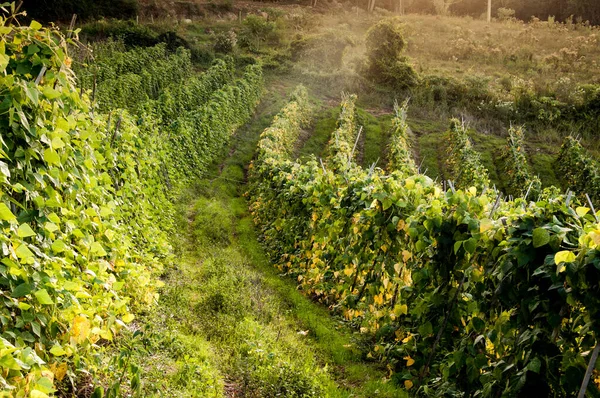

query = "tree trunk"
[369,0,376,12]
[487,0,492,22]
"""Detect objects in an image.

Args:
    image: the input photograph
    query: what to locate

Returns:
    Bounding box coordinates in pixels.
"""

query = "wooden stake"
[578,343,600,398]
[35,66,47,85]
[585,193,599,222]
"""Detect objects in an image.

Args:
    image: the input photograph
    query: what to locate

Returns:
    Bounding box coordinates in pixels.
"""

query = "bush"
[497,7,517,21]
[364,17,418,90]
[213,29,238,53]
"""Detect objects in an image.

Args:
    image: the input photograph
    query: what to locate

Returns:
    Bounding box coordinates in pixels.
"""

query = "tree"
[363,17,418,90]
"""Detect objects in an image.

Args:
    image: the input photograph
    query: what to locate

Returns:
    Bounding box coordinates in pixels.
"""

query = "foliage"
[240,15,280,51]
[213,29,237,54]
[79,43,193,111]
[445,119,491,192]
[364,17,418,90]
[254,86,311,166]
[556,136,600,205]
[497,7,517,21]
[387,100,417,176]
[0,16,263,395]
[251,89,600,396]
[326,94,359,172]
[0,17,165,395]
[500,125,542,199]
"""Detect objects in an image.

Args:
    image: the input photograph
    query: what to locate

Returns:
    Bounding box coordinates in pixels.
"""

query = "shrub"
[213,29,238,53]
[364,17,418,90]
[497,7,517,21]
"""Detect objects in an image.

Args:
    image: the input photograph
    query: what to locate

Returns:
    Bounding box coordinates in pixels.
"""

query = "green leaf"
[17,223,36,238]
[30,390,50,398]
[42,86,61,100]
[0,160,10,178]
[90,242,107,256]
[0,203,16,221]
[528,357,541,373]
[31,321,41,337]
[15,244,34,259]
[30,20,42,30]
[51,239,67,253]
[11,283,32,298]
[454,241,462,255]
[554,250,576,265]
[49,344,66,356]
[34,289,53,305]
[532,228,550,248]
[463,238,477,254]
[0,53,9,73]
[43,148,60,165]
[0,354,21,370]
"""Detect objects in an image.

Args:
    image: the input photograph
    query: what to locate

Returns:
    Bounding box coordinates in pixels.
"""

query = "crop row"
[0,19,263,394]
[251,88,600,396]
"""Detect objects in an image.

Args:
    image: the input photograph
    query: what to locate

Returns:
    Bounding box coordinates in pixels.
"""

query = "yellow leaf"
[554,250,576,266]
[404,380,414,390]
[589,230,600,247]
[576,207,590,217]
[70,315,90,344]
[122,313,135,323]
[54,362,68,381]
[404,356,415,366]
[396,219,406,232]
[373,294,384,306]
[480,218,493,233]
[402,335,413,343]
[402,250,412,263]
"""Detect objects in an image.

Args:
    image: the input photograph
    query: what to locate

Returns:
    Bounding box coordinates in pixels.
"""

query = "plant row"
[0,18,263,395]
[325,93,359,171]
[386,100,418,177]
[251,91,600,396]
[445,118,491,193]
[556,136,600,206]
[500,126,543,199]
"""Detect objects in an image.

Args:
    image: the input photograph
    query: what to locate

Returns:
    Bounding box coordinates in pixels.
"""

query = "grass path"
[132,80,407,397]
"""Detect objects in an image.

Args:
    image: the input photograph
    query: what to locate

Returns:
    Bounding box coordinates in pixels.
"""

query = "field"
[2,1,600,397]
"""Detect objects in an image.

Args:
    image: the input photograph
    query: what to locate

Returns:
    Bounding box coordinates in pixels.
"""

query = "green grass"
[468,131,508,192]
[408,117,447,181]
[357,108,392,169]
[297,107,339,162]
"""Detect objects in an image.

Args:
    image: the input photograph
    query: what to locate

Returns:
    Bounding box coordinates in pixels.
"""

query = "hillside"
[2,1,600,397]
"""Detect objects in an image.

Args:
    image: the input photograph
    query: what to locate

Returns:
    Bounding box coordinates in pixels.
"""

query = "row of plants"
[325,93,359,171]
[77,42,193,111]
[0,16,263,396]
[556,136,600,205]
[250,90,600,396]
[386,100,418,176]
[500,126,543,199]
[445,119,491,193]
